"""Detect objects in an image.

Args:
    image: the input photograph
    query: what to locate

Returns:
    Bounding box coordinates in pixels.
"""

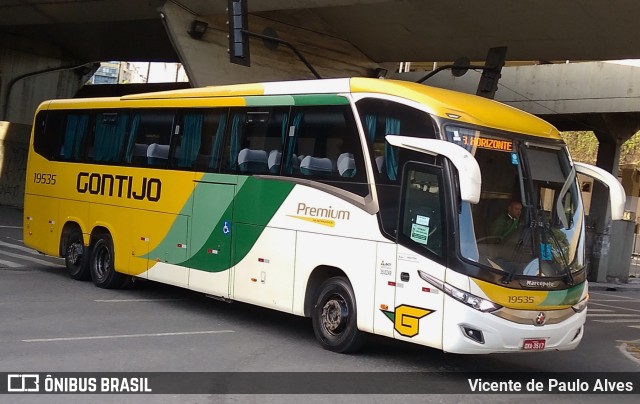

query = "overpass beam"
[588,115,640,283]
[159,1,378,86]
[0,33,92,125]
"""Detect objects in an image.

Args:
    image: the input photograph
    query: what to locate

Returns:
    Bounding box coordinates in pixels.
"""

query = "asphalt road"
[1,205,639,403]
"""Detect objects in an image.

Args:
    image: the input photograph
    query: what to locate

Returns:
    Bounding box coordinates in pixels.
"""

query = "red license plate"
[522,339,546,350]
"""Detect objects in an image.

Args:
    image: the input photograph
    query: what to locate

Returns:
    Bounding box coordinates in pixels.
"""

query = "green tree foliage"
[620,131,640,165]
[561,130,640,165]
[560,131,598,164]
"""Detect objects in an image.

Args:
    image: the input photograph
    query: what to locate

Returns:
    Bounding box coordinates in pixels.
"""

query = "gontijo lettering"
[76,172,161,202]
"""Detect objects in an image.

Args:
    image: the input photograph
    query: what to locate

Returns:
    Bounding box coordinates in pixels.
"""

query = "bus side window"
[183,109,228,172]
[123,110,175,168]
[222,107,289,175]
[356,98,438,182]
[283,104,368,196]
[34,110,64,160]
[93,112,130,163]
[59,113,90,161]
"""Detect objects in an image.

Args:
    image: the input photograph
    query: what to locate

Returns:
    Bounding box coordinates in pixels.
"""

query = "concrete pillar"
[588,136,620,282]
[588,116,640,283]
[0,121,30,207]
[0,32,95,125]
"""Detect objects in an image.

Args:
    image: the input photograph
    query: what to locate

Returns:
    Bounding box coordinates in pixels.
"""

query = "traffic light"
[476,47,507,99]
[228,0,250,66]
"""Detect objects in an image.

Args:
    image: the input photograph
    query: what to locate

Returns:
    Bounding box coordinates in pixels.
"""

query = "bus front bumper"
[441,296,586,354]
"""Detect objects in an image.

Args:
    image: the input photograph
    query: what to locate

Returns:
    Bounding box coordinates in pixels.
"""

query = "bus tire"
[65,230,90,280]
[312,276,364,353]
[89,233,127,289]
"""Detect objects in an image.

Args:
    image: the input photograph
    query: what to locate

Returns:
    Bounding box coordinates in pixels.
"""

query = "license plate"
[522,339,546,350]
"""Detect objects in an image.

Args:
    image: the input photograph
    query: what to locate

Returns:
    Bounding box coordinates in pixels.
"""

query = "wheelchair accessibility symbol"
[222,221,231,235]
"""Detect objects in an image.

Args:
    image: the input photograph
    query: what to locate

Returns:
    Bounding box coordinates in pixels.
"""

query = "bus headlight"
[444,284,502,312]
[571,294,589,313]
[418,270,502,313]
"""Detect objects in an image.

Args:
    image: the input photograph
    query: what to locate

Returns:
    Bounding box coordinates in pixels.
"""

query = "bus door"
[188,180,235,298]
[393,162,446,349]
[230,178,297,312]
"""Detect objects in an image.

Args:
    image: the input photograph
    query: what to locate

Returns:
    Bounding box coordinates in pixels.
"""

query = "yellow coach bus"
[24,78,625,354]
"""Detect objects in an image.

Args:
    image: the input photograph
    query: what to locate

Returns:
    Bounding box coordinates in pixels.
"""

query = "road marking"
[0,250,61,267]
[587,313,639,317]
[588,301,640,313]
[0,240,39,254]
[22,330,234,342]
[0,225,22,229]
[586,308,612,312]
[590,299,640,302]
[590,292,639,301]
[94,299,185,303]
[592,319,640,323]
[0,258,23,268]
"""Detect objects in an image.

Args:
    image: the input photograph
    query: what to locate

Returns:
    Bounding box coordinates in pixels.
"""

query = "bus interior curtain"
[124,114,141,164]
[180,113,203,167]
[281,112,289,144]
[385,117,400,180]
[285,112,304,173]
[210,113,227,169]
[229,113,243,170]
[365,114,377,144]
[94,113,129,162]
[63,114,89,159]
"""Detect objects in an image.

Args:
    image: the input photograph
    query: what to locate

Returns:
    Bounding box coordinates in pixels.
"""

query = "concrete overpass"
[2,0,640,282]
[4,0,640,124]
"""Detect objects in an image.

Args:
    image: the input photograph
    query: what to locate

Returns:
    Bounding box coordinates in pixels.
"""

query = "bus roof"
[51,77,561,140]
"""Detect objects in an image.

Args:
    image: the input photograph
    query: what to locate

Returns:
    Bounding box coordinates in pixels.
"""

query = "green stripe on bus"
[540,283,584,306]
[292,94,349,105]
[231,177,295,264]
[245,95,295,106]
[163,176,294,272]
[243,94,349,107]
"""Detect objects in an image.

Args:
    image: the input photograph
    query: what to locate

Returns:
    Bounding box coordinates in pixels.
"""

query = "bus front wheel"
[65,230,90,280]
[312,277,364,353]
[89,233,127,289]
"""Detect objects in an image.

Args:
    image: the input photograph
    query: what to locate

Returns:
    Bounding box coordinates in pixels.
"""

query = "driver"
[488,201,522,241]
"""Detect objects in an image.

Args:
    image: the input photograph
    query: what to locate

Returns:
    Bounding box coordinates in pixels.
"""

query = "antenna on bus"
[227,0,322,79]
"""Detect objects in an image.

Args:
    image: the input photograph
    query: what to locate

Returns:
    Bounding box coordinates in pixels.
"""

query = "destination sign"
[460,135,513,152]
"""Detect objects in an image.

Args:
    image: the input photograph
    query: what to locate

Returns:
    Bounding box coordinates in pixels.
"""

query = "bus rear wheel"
[312,277,364,353]
[65,230,90,280]
[89,233,127,289]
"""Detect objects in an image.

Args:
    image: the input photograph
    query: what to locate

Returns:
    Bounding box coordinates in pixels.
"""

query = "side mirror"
[385,136,481,203]
[574,162,626,220]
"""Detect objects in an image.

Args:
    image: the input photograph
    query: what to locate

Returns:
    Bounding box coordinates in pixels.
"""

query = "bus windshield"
[445,126,585,281]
